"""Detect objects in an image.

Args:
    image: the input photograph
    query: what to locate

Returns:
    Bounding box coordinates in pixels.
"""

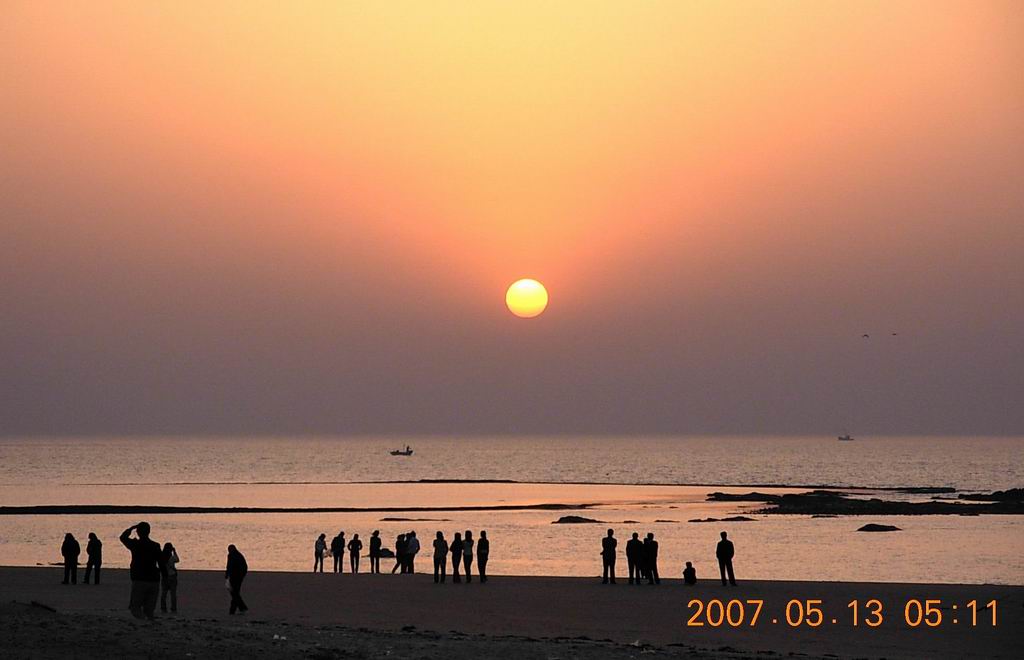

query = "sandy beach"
[1,566,1019,659]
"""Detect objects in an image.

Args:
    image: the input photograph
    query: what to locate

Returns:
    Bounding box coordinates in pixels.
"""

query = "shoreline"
[1,566,1020,659]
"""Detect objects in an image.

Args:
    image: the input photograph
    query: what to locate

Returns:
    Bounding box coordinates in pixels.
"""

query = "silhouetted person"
[643,533,660,585]
[314,533,327,573]
[405,531,420,574]
[369,530,382,573]
[120,522,163,619]
[61,533,80,584]
[331,531,346,573]
[477,531,490,583]
[683,561,697,585]
[462,530,474,582]
[226,545,248,614]
[161,542,179,613]
[716,531,736,586]
[391,534,407,574]
[432,531,448,583]
[83,532,102,584]
[348,534,363,573]
[601,529,617,584]
[625,532,643,584]
[450,532,463,583]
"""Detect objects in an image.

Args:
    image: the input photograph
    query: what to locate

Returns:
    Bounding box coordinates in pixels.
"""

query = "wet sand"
[0,566,1020,658]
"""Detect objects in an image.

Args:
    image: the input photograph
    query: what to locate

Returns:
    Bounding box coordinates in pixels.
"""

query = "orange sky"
[2,1,1022,434]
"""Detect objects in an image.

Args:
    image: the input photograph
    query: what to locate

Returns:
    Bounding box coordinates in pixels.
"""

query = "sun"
[505,279,548,318]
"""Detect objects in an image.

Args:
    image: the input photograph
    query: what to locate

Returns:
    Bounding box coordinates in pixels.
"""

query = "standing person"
[450,532,463,583]
[348,534,363,574]
[226,545,249,615]
[716,531,737,586]
[61,533,81,585]
[600,529,617,584]
[477,530,490,583]
[83,532,102,585]
[643,533,660,585]
[432,531,449,583]
[314,533,327,573]
[391,534,407,574]
[625,532,643,585]
[119,522,163,620]
[160,542,179,613]
[462,530,474,583]
[683,561,697,585]
[369,530,382,574]
[405,531,420,574]
[331,532,346,574]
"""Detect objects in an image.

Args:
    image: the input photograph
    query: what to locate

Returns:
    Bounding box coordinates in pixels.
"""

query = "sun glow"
[506,279,549,318]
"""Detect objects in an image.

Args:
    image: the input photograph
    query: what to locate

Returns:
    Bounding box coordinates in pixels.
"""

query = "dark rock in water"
[958,488,1024,502]
[707,492,778,502]
[811,514,838,518]
[754,490,1024,516]
[622,520,639,523]
[688,516,756,523]
[552,515,602,524]
[379,517,452,522]
[654,519,678,523]
[857,524,901,532]
[895,487,957,494]
[378,548,396,558]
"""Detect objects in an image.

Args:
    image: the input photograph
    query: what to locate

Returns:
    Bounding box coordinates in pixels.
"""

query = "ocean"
[1,436,1021,584]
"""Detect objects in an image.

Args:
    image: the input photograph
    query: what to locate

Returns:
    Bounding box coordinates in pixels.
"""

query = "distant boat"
[390,446,414,456]
[837,434,855,442]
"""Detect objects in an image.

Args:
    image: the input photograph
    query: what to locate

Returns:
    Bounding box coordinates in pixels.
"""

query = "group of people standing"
[600,529,739,587]
[311,529,490,584]
[59,532,103,585]
[117,524,187,616]
[315,531,368,573]
[430,530,489,583]
[59,523,737,622]
[601,530,663,585]
[113,522,248,619]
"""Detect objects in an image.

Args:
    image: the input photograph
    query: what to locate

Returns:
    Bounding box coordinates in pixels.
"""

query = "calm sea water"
[1,436,1021,584]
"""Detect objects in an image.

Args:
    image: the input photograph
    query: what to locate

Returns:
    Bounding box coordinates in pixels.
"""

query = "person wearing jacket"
[432,531,449,583]
[61,533,81,584]
[160,542,179,613]
[369,530,382,574]
[331,532,346,573]
[462,530,475,583]
[348,534,363,574]
[404,531,420,574]
[226,544,249,614]
[643,533,660,585]
[449,532,463,583]
[120,522,164,620]
[314,533,327,573]
[716,531,737,586]
[83,532,102,584]
[477,531,490,583]
[625,532,643,584]
[600,529,617,584]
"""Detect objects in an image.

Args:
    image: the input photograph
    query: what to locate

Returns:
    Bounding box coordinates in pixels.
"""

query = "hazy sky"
[2,1,1022,436]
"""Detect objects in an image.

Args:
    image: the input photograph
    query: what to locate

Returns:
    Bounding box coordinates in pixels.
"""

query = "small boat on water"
[390,446,414,456]
[837,434,855,442]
